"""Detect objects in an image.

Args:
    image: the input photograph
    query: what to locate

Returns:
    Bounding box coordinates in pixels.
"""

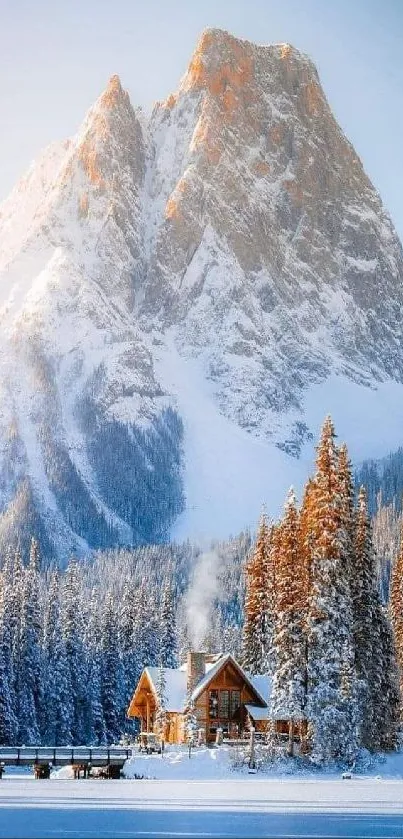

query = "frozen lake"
[1,776,403,837]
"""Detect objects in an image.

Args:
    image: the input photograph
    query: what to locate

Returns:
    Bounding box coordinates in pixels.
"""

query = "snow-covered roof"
[249,674,271,705]
[137,656,270,714]
[189,654,233,702]
[245,704,269,721]
[145,667,187,713]
[190,654,268,707]
[269,706,307,721]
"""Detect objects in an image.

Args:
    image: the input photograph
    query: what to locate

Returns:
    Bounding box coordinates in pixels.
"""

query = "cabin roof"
[245,704,269,721]
[145,667,187,712]
[190,654,268,707]
[248,673,271,705]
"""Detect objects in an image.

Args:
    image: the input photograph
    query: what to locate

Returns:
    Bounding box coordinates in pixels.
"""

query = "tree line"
[0,537,247,746]
[242,417,401,762]
[0,542,178,746]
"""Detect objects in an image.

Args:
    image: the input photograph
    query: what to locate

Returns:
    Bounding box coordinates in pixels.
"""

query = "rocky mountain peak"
[0,30,403,560]
[98,73,128,109]
[181,29,318,103]
[182,28,254,95]
[69,74,143,193]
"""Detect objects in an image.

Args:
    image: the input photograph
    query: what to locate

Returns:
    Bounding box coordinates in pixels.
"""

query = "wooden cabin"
[127,652,271,744]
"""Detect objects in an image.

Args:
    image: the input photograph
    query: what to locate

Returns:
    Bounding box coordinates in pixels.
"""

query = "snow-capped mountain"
[1,29,403,562]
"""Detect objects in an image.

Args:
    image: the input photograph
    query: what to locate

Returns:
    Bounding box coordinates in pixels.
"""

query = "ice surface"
[1,768,403,838]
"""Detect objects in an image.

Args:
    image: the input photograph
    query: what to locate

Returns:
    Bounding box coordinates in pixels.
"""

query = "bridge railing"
[0,747,132,766]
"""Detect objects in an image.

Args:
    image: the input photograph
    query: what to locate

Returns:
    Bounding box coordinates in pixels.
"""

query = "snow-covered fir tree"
[390,523,403,705]
[62,559,87,744]
[242,512,274,675]
[84,589,106,745]
[270,489,306,747]
[0,550,18,743]
[352,486,380,749]
[305,417,358,763]
[372,496,402,603]
[184,689,198,748]
[0,645,16,745]
[101,595,124,744]
[377,607,400,751]
[160,576,178,669]
[17,540,43,744]
[42,572,73,745]
[135,580,160,669]
[155,661,167,743]
[118,580,142,734]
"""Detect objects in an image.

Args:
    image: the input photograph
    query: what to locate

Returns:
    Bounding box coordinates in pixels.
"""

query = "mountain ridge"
[0,28,402,562]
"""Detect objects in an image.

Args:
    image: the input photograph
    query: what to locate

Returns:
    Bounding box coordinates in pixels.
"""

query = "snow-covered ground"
[156,333,403,541]
[123,743,403,782]
[1,749,403,837]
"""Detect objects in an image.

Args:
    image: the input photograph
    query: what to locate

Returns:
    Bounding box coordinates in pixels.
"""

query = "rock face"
[0,29,402,561]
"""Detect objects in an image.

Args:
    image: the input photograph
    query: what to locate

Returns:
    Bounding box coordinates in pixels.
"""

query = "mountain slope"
[0,29,403,561]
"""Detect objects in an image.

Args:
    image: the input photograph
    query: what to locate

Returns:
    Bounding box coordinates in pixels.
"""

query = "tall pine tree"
[42,572,73,744]
[242,512,274,675]
[62,559,87,744]
[390,524,403,707]
[271,489,306,751]
[306,417,357,762]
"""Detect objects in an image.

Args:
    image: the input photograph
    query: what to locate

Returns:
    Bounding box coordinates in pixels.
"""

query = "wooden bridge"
[0,747,132,778]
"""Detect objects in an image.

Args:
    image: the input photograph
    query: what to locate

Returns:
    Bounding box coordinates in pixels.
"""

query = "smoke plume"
[185,551,221,649]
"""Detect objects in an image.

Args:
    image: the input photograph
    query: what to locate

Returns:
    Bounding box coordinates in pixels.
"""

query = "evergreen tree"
[9,548,24,697]
[84,591,106,745]
[390,525,403,705]
[135,581,159,669]
[271,489,306,749]
[338,444,356,583]
[306,417,357,762]
[42,573,73,744]
[160,577,178,669]
[377,607,400,750]
[353,486,379,748]
[0,643,17,744]
[0,550,18,742]
[118,581,142,737]
[339,642,360,764]
[62,559,87,744]
[299,478,315,590]
[17,544,42,744]
[155,660,167,743]
[242,512,274,675]
[101,595,124,744]
[184,683,198,749]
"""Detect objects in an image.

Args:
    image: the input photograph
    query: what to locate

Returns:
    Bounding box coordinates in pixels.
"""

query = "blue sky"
[0,0,402,238]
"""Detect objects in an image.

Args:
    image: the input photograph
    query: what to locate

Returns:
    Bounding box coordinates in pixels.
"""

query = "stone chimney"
[187,651,206,695]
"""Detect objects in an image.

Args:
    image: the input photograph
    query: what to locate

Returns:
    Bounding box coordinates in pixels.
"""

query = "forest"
[0,536,248,746]
[0,416,403,760]
[242,418,402,760]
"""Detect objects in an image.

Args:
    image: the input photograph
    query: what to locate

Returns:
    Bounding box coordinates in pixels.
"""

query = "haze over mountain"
[0,28,403,562]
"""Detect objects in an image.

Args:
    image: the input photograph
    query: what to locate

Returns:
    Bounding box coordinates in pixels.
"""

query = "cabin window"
[230,690,241,719]
[209,690,219,718]
[219,690,229,718]
[209,689,241,721]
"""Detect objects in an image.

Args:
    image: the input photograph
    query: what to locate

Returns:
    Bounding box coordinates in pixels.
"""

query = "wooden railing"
[0,746,131,767]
